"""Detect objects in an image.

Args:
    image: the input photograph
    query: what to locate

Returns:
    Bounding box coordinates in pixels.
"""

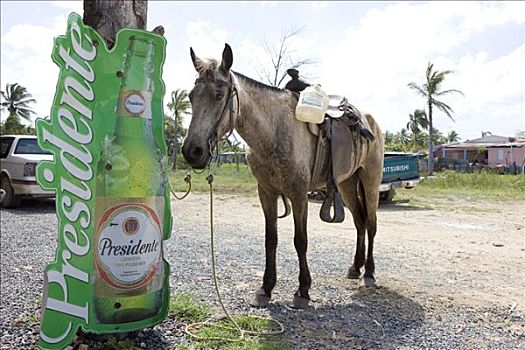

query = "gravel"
[1,196,524,349]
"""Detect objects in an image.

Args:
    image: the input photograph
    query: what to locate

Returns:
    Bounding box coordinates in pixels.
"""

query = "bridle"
[193,73,240,162]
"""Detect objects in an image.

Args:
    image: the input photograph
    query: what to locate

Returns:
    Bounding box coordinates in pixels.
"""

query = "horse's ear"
[190,47,204,72]
[220,43,233,72]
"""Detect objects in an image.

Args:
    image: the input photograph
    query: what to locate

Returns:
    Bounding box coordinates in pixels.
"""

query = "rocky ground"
[1,194,524,349]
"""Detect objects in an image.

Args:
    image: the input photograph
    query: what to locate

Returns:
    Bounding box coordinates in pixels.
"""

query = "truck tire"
[380,189,396,203]
[1,176,21,208]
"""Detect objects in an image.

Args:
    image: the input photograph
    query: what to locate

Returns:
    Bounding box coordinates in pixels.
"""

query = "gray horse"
[182,44,384,308]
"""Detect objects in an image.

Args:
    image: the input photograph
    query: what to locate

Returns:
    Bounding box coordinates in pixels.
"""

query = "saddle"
[285,69,375,223]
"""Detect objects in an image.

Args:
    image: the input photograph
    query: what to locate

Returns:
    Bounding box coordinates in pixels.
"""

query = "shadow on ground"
[308,196,431,212]
[1,198,55,215]
[266,286,424,349]
[378,200,431,212]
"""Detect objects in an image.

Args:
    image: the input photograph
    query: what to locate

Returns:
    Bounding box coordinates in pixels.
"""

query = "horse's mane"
[232,71,287,94]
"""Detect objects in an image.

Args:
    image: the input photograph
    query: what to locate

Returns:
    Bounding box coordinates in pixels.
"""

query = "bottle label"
[117,90,151,119]
[95,203,162,289]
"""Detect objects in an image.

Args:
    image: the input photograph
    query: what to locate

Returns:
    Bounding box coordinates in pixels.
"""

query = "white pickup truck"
[0,135,54,208]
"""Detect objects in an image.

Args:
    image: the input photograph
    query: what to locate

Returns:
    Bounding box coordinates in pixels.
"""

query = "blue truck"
[309,152,422,202]
[379,152,422,201]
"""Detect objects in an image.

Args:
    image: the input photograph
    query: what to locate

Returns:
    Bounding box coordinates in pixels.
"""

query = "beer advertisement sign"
[36,13,172,349]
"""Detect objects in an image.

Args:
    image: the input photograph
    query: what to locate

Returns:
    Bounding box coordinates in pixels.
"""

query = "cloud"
[52,1,83,14]
[313,2,525,138]
[258,1,279,7]
[186,20,229,58]
[2,1,523,139]
[311,2,328,11]
[161,21,230,127]
[0,17,68,122]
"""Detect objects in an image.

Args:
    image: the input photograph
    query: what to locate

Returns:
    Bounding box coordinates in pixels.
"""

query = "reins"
[183,165,284,342]
[169,75,284,342]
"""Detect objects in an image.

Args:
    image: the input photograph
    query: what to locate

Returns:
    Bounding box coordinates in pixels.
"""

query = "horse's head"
[182,44,236,169]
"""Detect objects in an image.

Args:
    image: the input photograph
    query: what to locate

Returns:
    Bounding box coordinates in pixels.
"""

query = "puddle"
[441,222,487,230]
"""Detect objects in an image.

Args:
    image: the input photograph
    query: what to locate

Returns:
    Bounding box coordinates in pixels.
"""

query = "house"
[433,134,525,170]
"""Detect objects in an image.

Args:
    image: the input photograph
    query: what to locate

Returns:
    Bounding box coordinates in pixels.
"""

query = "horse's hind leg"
[290,191,311,309]
[338,175,367,279]
[359,168,381,288]
[251,185,278,307]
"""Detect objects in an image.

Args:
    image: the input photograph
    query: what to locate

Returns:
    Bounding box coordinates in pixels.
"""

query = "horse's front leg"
[290,192,311,309]
[251,185,278,307]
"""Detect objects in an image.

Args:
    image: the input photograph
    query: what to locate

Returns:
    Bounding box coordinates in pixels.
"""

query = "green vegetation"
[106,337,141,350]
[171,165,524,201]
[166,89,191,171]
[406,109,428,152]
[0,83,37,135]
[1,83,36,121]
[169,292,212,322]
[170,164,524,199]
[408,62,464,175]
[169,163,258,195]
[169,293,288,350]
[398,170,525,200]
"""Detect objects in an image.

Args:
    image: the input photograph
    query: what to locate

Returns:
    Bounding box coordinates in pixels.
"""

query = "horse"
[181,44,384,309]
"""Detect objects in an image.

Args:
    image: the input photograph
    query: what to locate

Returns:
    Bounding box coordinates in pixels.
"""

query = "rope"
[169,172,192,200]
[182,165,285,342]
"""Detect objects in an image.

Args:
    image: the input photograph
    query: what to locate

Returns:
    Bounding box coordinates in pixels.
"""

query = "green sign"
[36,13,172,349]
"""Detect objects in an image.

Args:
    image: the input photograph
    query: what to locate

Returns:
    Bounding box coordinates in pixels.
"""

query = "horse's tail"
[357,179,368,224]
[278,195,292,219]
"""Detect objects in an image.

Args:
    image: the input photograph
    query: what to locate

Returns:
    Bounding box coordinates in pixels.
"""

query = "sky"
[1,1,524,141]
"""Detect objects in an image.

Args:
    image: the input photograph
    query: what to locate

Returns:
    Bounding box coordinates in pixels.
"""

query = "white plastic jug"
[295,84,329,124]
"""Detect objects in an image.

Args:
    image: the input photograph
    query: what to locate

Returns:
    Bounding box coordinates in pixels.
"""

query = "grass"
[169,163,257,195]
[171,164,524,201]
[169,292,212,322]
[106,337,141,350]
[168,292,288,350]
[398,170,525,200]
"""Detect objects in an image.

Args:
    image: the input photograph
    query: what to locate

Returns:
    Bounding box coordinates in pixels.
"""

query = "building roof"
[435,134,525,151]
[464,135,510,144]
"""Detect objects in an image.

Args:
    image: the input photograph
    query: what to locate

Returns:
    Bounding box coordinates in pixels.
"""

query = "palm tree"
[395,128,411,147]
[431,127,446,145]
[406,109,428,152]
[408,62,464,175]
[1,83,36,125]
[447,130,460,143]
[166,89,191,170]
[384,130,395,145]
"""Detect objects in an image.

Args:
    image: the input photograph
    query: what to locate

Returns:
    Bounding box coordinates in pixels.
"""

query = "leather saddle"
[285,69,375,223]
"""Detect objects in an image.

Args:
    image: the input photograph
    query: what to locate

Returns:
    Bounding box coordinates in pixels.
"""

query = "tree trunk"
[427,101,434,176]
[83,0,148,47]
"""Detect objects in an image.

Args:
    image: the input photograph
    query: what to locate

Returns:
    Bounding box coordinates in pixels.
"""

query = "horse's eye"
[215,93,224,101]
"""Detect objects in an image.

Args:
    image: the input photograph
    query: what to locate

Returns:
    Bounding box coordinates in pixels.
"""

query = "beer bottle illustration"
[94,36,168,324]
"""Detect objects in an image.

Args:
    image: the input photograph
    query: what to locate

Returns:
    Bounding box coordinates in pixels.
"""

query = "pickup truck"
[0,135,55,208]
[308,152,422,203]
[379,152,422,201]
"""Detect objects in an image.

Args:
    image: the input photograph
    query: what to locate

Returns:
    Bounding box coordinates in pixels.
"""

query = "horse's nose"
[182,142,206,168]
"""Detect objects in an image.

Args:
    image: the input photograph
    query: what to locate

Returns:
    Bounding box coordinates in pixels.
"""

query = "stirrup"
[320,191,345,223]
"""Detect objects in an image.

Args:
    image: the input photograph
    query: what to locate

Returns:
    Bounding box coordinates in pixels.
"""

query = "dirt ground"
[173,193,524,310]
[1,192,523,349]
[168,192,525,348]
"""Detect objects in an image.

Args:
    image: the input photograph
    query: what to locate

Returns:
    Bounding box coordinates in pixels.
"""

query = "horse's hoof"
[363,276,378,288]
[347,268,361,279]
[290,296,310,309]
[249,289,271,308]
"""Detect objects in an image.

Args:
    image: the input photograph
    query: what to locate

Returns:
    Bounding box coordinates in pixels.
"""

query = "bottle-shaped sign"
[94,36,166,324]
